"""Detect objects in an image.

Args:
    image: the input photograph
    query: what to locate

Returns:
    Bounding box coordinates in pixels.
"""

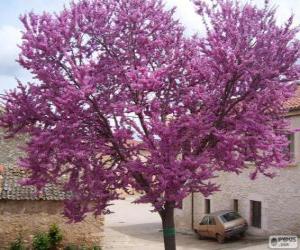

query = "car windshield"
[220,212,241,223]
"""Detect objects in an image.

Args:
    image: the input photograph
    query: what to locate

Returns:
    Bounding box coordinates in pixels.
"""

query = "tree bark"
[160,202,176,250]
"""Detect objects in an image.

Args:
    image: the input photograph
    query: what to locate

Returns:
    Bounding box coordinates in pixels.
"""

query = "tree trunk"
[160,202,176,250]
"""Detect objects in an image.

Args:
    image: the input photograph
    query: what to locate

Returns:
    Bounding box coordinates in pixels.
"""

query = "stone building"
[0,130,104,248]
[175,86,300,237]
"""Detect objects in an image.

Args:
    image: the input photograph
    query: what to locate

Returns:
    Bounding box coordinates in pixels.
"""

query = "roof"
[285,85,300,111]
[0,166,67,201]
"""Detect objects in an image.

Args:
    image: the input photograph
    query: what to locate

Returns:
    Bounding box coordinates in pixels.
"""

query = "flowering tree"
[1,0,299,249]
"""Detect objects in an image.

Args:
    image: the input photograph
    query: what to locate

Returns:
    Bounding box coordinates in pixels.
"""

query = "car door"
[207,216,217,238]
[198,216,209,237]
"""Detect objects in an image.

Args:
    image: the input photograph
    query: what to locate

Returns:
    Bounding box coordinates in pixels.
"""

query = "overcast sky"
[0,0,299,93]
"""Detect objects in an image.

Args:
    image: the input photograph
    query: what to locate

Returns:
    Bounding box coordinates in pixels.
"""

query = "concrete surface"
[102,196,274,250]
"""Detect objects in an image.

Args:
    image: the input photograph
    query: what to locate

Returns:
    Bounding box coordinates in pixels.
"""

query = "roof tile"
[285,85,300,111]
[0,166,67,201]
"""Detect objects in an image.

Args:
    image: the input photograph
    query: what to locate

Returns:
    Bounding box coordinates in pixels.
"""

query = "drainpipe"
[191,192,194,231]
[0,165,4,193]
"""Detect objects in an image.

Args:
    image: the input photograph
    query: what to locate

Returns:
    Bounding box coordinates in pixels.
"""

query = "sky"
[0,0,299,93]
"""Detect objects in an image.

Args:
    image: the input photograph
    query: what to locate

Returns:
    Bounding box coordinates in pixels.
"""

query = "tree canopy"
[0,1,299,245]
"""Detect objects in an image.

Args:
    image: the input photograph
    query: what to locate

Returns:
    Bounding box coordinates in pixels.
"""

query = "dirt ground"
[102,197,272,250]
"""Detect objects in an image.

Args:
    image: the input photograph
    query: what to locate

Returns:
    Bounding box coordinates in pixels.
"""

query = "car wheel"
[240,231,246,238]
[216,234,225,244]
[198,234,204,240]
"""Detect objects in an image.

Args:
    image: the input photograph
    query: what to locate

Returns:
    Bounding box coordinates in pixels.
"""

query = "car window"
[220,212,241,223]
[209,216,216,225]
[200,216,209,225]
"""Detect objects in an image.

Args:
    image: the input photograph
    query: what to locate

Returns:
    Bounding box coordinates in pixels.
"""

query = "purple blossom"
[0,1,299,248]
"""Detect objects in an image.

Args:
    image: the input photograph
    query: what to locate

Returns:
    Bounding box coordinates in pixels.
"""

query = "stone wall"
[176,164,300,237]
[175,114,300,237]
[0,127,105,248]
[0,200,104,249]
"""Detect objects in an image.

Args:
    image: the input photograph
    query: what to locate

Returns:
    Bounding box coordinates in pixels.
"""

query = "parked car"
[195,210,248,243]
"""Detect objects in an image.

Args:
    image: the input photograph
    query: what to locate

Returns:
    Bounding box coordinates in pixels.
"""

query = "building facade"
[0,130,104,248]
[175,88,300,237]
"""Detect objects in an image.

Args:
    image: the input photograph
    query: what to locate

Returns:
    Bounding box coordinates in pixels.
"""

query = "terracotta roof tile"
[285,85,300,111]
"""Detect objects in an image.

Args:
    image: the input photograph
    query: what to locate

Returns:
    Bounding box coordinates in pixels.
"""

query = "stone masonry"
[175,165,300,237]
[175,95,300,237]
[0,129,104,248]
[0,200,104,248]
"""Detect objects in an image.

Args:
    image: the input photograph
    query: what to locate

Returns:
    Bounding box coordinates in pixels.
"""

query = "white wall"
[175,114,300,236]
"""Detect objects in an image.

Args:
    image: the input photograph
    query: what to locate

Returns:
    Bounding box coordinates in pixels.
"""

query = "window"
[204,199,211,214]
[284,133,295,161]
[251,200,261,228]
[220,211,241,223]
[178,200,183,210]
[208,216,216,225]
[233,199,238,212]
[200,216,209,225]
[287,134,295,160]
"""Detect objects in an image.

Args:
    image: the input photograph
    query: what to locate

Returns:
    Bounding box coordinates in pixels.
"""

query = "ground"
[102,196,272,250]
